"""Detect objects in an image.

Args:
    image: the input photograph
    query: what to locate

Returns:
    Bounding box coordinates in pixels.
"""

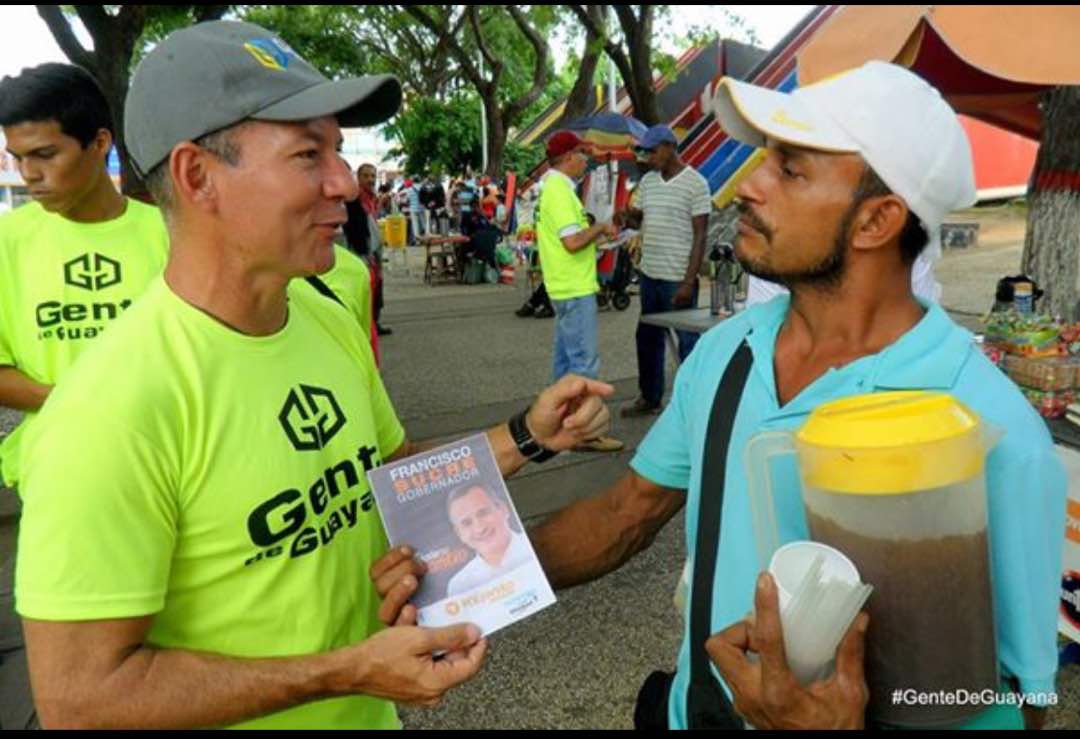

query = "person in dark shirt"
[343,163,392,336]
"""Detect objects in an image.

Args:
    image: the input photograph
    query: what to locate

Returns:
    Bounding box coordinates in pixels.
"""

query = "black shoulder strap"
[304,275,344,307]
[687,339,753,730]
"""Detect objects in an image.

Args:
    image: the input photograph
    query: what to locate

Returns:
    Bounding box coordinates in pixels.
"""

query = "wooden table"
[419,235,470,285]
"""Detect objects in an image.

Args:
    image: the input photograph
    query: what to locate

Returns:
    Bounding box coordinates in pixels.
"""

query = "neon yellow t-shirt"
[0,198,169,487]
[319,245,372,342]
[16,276,405,729]
[536,171,597,301]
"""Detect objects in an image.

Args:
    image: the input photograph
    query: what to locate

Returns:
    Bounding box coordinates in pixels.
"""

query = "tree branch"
[72,4,111,44]
[559,4,605,126]
[36,5,95,72]
[404,5,486,94]
[502,5,550,122]
[468,6,499,71]
[570,4,634,107]
[115,5,149,55]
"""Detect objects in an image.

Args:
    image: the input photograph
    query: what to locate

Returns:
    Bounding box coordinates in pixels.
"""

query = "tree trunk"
[608,5,662,125]
[629,58,662,125]
[558,5,604,127]
[97,47,141,197]
[484,99,507,178]
[1021,86,1080,321]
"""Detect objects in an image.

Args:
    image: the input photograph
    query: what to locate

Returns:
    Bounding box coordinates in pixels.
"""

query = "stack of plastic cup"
[765,541,873,686]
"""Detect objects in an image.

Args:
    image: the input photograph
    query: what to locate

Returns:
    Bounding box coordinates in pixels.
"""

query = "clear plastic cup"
[769,541,861,611]
[761,541,872,686]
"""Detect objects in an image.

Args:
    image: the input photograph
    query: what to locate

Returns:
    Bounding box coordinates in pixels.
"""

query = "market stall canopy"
[797,5,1080,139]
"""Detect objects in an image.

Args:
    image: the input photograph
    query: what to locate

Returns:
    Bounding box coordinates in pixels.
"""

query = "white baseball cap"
[712,61,976,261]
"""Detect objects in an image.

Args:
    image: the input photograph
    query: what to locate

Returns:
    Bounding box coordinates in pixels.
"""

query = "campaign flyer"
[367,433,556,636]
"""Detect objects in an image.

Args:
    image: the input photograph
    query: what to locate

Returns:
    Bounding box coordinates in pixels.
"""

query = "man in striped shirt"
[619,125,712,417]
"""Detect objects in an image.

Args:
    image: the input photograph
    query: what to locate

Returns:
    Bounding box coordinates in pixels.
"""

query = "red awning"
[798,5,1080,139]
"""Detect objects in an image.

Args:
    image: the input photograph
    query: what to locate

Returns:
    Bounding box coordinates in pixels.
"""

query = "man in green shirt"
[0,62,169,729]
[15,22,612,729]
[536,131,623,453]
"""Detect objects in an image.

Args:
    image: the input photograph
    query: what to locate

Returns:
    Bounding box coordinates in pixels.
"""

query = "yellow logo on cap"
[243,38,291,71]
[771,110,815,133]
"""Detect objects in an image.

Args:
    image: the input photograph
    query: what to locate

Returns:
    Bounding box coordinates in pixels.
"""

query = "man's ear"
[850,194,908,255]
[91,128,113,160]
[169,142,219,214]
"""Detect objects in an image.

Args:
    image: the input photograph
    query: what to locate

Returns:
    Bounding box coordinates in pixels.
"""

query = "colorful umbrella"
[563,112,649,153]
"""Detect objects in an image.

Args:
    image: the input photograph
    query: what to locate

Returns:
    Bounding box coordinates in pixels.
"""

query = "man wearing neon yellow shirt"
[0,63,169,729]
[15,22,612,729]
[536,131,623,453]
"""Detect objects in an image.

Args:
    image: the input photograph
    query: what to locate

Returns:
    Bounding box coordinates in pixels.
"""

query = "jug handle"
[743,431,798,573]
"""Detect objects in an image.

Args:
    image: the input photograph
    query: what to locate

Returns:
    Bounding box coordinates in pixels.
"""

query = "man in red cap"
[536,131,624,452]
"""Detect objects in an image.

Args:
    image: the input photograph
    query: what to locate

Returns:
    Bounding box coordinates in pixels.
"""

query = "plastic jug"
[745,391,1002,727]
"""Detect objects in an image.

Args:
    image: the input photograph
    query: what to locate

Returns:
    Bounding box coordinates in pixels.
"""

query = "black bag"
[633,340,754,730]
[634,670,676,731]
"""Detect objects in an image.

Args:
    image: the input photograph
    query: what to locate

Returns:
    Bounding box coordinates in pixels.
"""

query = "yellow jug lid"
[795,392,985,495]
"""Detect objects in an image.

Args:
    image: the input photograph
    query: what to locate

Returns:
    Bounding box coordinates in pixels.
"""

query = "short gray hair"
[143,123,247,223]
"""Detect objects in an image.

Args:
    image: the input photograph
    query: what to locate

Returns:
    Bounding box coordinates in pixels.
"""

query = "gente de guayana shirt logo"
[36,254,130,342]
[279,384,347,451]
[244,384,380,568]
[64,253,122,291]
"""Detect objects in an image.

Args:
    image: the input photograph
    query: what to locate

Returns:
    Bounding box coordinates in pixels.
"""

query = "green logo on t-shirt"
[279,384,347,451]
[63,253,122,291]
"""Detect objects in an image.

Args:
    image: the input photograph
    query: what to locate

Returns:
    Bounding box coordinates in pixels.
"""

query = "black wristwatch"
[509,407,558,463]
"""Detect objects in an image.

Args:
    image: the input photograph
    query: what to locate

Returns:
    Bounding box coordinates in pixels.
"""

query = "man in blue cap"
[618,125,712,418]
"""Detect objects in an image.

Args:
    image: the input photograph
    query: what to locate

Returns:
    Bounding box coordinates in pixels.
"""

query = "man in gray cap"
[13,21,613,729]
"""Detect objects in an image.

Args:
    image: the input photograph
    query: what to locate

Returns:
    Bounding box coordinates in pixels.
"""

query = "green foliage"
[677,7,763,51]
[502,142,545,177]
[240,6,373,78]
[383,94,482,175]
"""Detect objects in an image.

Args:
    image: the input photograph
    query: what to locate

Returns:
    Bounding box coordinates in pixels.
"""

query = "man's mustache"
[735,201,774,241]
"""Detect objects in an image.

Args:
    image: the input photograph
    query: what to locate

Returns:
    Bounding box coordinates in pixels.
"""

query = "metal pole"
[480,50,488,175]
[608,24,618,211]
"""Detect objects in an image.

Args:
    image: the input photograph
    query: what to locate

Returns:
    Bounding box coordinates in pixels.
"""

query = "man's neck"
[164,233,290,337]
[61,173,126,224]
[553,164,577,181]
[785,289,923,353]
[773,262,924,406]
[660,156,685,181]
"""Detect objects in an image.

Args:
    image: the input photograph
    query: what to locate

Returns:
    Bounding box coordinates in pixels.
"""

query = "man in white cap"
[380,61,1065,730]
[13,21,613,729]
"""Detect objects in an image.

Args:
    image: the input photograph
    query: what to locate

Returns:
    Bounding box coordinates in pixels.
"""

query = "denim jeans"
[636,275,700,405]
[552,295,600,382]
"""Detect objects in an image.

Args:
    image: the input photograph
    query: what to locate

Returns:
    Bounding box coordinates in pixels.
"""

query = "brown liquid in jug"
[808,512,999,727]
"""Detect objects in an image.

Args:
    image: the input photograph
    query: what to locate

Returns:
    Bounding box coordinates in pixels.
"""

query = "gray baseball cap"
[125,20,402,177]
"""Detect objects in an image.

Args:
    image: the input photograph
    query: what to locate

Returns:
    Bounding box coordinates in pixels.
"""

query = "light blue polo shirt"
[631,295,1067,730]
